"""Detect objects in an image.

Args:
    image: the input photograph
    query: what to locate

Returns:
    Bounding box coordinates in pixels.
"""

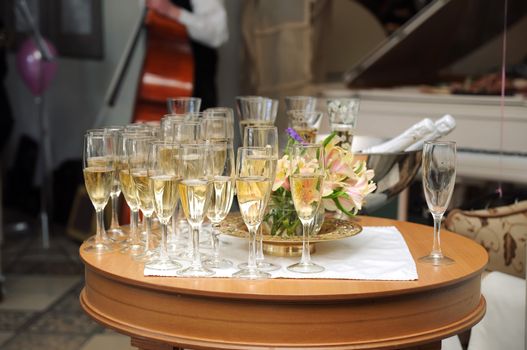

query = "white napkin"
[144,226,418,281]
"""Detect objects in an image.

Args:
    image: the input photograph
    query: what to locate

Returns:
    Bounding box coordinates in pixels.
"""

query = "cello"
[95,5,194,126]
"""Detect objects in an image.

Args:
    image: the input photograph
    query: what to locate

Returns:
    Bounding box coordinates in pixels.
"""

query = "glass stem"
[109,195,120,229]
[247,225,258,271]
[256,225,264,262]
[130,210,140,244]
[300,219,313,265]
[431,213,444,257]
[191,225,201,269]
[211,224,220,260]
[159,223,169,261]
[144,215,152,250]
[95,209,105,245]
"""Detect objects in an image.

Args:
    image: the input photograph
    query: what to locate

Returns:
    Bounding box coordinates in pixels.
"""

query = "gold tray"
[219,213,362,257]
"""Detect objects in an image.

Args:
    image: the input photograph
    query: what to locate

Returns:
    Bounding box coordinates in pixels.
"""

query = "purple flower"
[286,127,306,144]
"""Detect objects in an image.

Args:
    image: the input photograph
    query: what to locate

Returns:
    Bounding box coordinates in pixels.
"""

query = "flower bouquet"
[264,128,377,237]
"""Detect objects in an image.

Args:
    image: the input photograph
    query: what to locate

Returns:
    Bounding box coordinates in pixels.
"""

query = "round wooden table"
[80,216,487,350]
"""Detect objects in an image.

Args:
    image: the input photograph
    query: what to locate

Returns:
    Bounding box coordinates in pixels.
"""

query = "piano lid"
[344,0,527,87]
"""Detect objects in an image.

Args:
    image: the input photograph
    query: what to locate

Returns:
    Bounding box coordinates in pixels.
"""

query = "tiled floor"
[0,225,135,349]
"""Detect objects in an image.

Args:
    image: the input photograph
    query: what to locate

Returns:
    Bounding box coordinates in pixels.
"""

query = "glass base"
[83,241,115,254]
[107,227,127,242]
[419,254,455,266]
[145,258,182,271]
[120,242,145,257]
[287,261,325,273]
[132,248,157,263]
[178,265,215,277]
[203,257,233,269]
[238,261,280,272]
[233,268,271,280]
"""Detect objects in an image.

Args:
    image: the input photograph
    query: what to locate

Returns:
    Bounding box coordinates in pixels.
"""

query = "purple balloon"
[16,38,58,96]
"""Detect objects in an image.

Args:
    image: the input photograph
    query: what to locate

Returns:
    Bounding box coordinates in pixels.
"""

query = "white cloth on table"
[145,226,418,281]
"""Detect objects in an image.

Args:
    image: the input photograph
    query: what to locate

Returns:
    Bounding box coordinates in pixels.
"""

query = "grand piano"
[317,0,527,187]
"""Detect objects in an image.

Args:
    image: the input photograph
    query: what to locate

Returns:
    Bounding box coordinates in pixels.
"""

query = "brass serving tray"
[219,213,362,256]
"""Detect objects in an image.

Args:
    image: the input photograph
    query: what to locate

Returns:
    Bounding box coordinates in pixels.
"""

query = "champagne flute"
[420,141,456,266]
[128,137,157,262]
[235,96,278,140]
[203,107,235,139]
[83,132,116,253]
[287,143,325,273]
[326,98,360,150]
[287,110,324,143]
[167,97,201,114]
[170,121,203,257]
[146,141,182,271]
[203,140,235,269]
[284,96,317,113]
[234,147,275,279]
[177,143,214,277]
[102,126,127,242]
[118,133,147,256]
[242,126,280,272]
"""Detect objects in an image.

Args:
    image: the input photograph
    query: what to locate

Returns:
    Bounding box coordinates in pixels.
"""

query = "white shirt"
[178,0,228,48]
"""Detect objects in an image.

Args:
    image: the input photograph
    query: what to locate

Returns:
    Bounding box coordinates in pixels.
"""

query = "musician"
[146,0,228,109]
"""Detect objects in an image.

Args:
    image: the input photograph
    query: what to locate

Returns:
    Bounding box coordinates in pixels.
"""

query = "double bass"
[95,6,194,224]
[134,9,194,122]
[95,6,194,126]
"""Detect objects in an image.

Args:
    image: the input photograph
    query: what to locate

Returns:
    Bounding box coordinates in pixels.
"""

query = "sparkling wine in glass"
[101,126,127,242]
[288,143,325,273]
[235,96,278,140]
[118,133,149,256]
[234,147,275,279]
[287,110,324,143]
[145,142,182,271]
[420,141,456,266]
[203,107,235,140]
[83,132,116,254]
[242,126,280,272]
[128,137,157,262]
[203,140,235,269]
[177,143,214,277]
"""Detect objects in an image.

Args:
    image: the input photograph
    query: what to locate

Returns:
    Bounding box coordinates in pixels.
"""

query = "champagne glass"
[201,117,231,141]
[82,132,116,253]
[170,121,203,256]
[420,141,456,266]
[234,147,275,279]
[167,97,201,114]
[287,143,325,273]
[287,110,324,143]
[118,133,147,256]
[177,143,214,277]
[203,140,235,269]
[103,126,127,242]
[326,98,360,150]
[242,126,279,272]
[146,142,182,271]
[284,96,317,113]
[173,121,202,144]
[203,107,235,139]
[128,137,157,262]
[235,96,278,140]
